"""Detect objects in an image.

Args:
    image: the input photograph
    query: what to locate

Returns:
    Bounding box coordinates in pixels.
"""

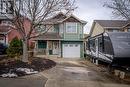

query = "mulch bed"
[0,57,56,77]
[31,57,56,71]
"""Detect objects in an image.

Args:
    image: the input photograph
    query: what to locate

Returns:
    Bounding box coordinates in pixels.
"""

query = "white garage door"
[63,44,80,58]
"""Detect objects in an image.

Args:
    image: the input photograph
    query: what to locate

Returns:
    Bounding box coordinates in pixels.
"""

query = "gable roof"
[42,12,67,24]
[122,21,130,28]
[89,20,128,36]
[42,12,87,24]
[60,14,87,24]
[95,20,127,28]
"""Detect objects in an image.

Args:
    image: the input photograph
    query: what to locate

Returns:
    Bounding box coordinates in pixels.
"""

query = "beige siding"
[122,25,130,32]
[123,25,130,32]
[124,28,128,32]
[91,23,104,37]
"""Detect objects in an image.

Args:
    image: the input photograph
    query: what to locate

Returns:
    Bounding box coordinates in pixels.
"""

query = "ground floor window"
[38,40,46,48]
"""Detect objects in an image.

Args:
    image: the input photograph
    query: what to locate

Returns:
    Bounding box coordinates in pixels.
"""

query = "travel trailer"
[86,32,130,68]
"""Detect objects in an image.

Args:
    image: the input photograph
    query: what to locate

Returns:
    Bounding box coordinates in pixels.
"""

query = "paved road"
[43,58,130,87]
[0,78,47,87]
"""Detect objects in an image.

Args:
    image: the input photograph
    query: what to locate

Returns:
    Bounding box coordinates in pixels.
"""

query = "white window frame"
[66,22,77,33]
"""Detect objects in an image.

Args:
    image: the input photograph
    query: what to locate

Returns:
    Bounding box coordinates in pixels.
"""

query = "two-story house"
[34,12,87,58]
[0,0,34,47]
[90,20,130,37]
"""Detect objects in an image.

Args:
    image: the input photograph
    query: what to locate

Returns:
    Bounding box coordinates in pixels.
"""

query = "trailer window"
[98,37,104,52]
[89,39,96,51]
[86,41,89,50]
[104,36,113,55]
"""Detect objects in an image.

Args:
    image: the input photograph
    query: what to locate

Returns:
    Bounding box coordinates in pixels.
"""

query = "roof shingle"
[95,20,128,28]
[35,33,62,40]
[42,12,86,24]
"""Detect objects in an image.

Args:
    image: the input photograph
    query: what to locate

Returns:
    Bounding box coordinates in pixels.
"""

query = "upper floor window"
[0,0,13,14]
[66,23,77,33]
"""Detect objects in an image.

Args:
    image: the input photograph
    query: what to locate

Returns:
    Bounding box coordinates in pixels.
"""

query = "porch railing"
[36,48,47,55]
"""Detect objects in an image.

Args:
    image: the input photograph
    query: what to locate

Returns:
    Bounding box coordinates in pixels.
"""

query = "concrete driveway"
[0,57,130,87]
[43,58,130,87]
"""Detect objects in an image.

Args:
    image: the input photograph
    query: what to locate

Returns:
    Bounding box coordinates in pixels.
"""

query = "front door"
[53,42,59,55]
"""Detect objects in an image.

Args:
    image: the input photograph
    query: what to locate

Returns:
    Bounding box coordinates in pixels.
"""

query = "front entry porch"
[35,40,61,56]
[48,41,59,55]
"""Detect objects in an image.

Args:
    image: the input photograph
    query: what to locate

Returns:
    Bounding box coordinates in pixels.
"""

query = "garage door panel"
[63,44,80,58]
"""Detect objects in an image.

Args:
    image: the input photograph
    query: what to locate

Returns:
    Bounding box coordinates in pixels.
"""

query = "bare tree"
[104,0,130,19]
[4,0,77,62]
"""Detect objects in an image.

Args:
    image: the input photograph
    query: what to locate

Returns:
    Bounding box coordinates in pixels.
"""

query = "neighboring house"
[34,12,87,58]
[0,25,16,45]
[0,17,34,47]
[0,0,34,46]
[0,0,17,45]
[90,20,130,37]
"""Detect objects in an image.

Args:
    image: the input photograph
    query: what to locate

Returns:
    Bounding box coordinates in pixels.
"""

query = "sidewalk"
[0,77,47,87]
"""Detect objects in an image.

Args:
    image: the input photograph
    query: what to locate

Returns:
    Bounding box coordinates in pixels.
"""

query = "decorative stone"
[114,70,120,76]
[119,71,125,79]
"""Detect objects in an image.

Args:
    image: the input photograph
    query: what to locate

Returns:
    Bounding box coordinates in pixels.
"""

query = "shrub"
[6,37,23,59]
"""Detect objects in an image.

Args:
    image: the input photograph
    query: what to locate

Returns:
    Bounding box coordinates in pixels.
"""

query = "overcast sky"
[73,0,116,34]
